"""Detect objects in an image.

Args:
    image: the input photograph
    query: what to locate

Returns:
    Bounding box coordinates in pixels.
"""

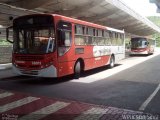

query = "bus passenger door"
[57,21,73,76]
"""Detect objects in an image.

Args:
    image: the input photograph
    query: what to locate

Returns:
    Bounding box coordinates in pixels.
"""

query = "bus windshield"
[13,27,55,54]
[131,38,147,49]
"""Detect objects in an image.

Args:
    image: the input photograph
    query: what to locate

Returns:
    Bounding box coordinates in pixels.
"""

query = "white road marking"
[19,101,70,120]
[0,92,14,98]
[0,97,39,113]
[71,50,160,83]
[139,84,160,111]
[74,107,109,120]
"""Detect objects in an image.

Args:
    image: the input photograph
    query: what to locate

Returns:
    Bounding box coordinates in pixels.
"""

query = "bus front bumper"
[130,51,148,55]
[12,65,57,78]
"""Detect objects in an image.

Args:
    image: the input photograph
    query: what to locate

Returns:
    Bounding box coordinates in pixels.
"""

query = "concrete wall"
[0,45,12,63]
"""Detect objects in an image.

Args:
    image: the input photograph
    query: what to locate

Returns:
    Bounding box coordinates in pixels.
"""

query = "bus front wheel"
[74,61,81,79]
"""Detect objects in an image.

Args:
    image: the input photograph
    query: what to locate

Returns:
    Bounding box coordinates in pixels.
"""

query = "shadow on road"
[129,54,152,57]
[0,75,35,81]
[0,75,71,85]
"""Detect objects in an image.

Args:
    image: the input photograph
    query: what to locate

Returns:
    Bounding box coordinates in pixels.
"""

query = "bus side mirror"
[6,26,13,43]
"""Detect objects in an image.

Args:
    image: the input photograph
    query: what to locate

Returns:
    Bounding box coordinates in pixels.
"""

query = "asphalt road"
[0,54,160,115]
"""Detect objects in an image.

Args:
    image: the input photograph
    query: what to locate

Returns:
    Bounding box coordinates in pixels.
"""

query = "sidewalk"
[0,63,12,70]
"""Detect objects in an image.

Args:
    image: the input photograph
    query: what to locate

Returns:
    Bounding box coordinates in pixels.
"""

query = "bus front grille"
[20,70,39,75]
[15,55,44,61]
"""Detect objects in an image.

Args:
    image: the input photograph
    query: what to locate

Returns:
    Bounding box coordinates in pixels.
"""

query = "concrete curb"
[0,63,12,70]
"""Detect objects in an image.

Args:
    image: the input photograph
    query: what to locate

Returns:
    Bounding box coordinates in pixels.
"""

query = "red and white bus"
[130,37,155,55]
[7,14,125,78]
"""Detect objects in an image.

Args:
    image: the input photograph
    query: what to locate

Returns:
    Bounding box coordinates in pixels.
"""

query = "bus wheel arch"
[109,54,115,68]
[74,58,84,79]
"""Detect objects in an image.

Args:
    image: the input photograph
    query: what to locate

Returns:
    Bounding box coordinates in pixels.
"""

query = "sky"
[121,0,160,16]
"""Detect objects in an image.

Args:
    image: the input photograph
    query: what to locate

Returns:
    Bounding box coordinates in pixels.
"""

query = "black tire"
[74,61,81,79]
[109,56,115,68]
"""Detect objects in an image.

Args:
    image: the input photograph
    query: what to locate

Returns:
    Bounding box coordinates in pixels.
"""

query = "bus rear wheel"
[74,61,81,79]
[109,56,115,68]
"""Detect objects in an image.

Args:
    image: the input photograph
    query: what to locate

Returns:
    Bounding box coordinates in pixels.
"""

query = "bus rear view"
[130,37,155,55]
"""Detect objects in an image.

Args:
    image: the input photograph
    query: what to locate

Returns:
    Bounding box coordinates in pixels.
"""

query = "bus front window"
[13,28,55,54]
[131,38,148,49]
